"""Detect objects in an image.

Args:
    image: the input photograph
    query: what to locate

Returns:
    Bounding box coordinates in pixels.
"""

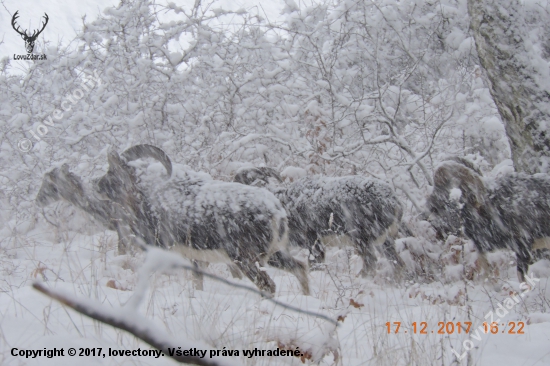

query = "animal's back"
[283,176,400,238]
[489,173,550,240]
[148,175,287,255]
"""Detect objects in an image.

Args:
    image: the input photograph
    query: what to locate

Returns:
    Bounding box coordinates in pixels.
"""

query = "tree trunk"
[468,0,550,173]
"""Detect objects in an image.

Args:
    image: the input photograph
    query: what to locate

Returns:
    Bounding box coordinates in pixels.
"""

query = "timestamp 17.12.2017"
[386,321,525,335]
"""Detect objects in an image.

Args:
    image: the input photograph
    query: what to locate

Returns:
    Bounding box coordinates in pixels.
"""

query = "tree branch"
[33,282,239,366]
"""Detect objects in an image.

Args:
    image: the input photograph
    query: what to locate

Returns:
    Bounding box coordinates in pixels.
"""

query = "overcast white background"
[0,0,286,68]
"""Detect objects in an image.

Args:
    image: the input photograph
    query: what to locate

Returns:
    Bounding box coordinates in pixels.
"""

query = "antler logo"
[11,11,49,54]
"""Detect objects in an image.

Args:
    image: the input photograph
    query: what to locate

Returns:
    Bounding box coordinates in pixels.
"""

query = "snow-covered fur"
[427,159,550,282]
[426,157,483,239]
[96,145,173,251]
[97,146,309,295]
[234,168,405,276]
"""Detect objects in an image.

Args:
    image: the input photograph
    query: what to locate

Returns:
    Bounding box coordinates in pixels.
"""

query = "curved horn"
[444,156,483,176]
[121,144,172,177]
[434,161,487,208]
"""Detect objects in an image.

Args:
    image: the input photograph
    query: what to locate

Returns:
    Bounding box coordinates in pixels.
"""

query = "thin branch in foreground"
[129,245,338,326]
[33,282,240,366]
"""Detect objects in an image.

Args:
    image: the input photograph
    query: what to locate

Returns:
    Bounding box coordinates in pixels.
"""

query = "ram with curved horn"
[35,155,241,283]
[427,159,550,283]
[97,144,172,249]
[96,145,310,295]
[234,167,405,277]
[425,157,484,240]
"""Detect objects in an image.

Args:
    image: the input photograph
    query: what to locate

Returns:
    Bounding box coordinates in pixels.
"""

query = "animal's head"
[36,164,84,207]
[97,144,172,206]
[234,167,282,187]
[11,11,48,54]
[427,159,487,238]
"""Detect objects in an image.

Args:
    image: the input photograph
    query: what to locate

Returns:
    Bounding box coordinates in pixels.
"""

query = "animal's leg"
[516,252,530,284]
[311,240,326,265]
[382,237,405,270]
[234,259,276,295]
[192,260,205,291]
[268,251,310,295]
[476,251,491,279]
[228,263,243,279]
[115,224,135,256]
[308,231,325,269]
[116,231,128,256]
[355,238,378,277]
[476,251,501,290]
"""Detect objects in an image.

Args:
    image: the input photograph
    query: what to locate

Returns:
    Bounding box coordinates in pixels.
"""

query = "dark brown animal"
[427,159,550,282]
[234,167,405,276]
[96,146,309,295]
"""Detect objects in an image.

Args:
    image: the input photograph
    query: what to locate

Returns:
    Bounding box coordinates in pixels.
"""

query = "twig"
[33,282,239,366]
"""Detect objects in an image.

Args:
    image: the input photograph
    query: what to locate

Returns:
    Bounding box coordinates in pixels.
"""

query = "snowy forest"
[1,0,550,364]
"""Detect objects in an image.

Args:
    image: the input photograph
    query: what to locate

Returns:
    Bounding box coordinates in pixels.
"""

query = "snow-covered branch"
[32,281,240,366]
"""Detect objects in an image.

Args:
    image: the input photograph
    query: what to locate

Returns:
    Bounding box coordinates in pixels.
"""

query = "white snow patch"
[449,187,462,201]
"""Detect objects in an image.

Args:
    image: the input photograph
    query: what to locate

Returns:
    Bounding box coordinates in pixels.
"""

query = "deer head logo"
[11,11,49,54]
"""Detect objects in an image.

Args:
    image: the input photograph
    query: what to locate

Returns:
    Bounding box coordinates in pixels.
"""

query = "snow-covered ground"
[1,215,550,365]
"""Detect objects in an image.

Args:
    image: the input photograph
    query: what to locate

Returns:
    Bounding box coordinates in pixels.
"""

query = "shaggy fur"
[427,159,550,282]
[235,168,405,276]
[97,147,309,295]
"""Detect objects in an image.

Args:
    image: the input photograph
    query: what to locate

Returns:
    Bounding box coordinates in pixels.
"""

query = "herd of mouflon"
[36,145,550,294]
